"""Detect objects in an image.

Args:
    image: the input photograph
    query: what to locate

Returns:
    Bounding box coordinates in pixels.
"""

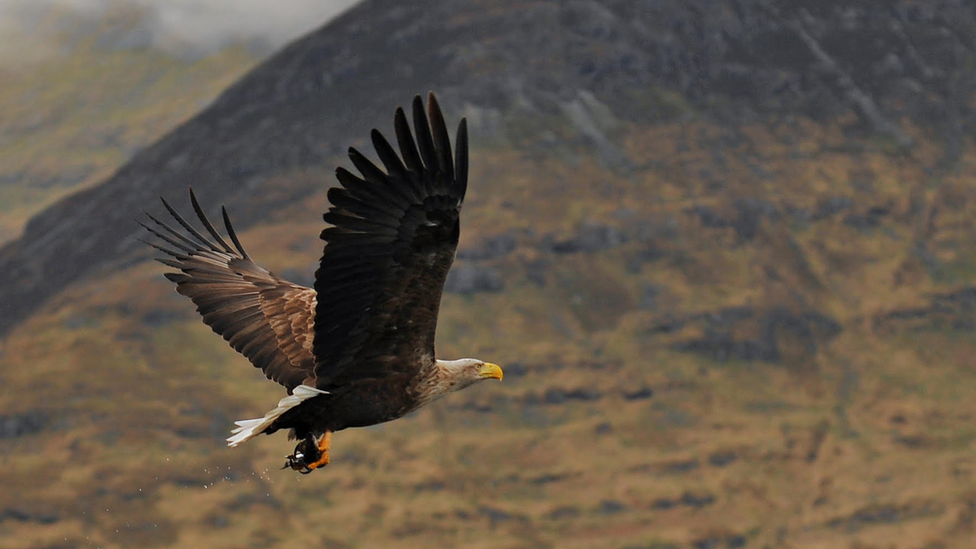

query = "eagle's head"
[433,358,504,395]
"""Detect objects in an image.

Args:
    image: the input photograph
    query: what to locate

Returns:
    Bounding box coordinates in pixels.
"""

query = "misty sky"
[0,0,362,62]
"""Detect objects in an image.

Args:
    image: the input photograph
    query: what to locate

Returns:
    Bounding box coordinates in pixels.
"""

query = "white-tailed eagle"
[141,94,502,473]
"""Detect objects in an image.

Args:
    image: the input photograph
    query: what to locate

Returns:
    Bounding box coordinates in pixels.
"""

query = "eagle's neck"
[413,358,481,406]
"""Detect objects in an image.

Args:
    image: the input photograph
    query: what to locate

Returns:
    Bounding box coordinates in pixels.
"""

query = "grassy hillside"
[0,15,258,245]
[2,111,975,549]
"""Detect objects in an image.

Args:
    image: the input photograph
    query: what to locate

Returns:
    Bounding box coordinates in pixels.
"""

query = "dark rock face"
[573,222,629,253]
[680,492,716,508]
[622,386,653,401]
[523,387,603,406]
[672,306,842,364]
[650,491,716,510]
[477,505,526,525]
[547,222,628,254]
[546,506,580,520]
[456,233,517,261]
[814,196,854,220]
[1,508,60,525]
[1,0,973,335]
[732,197,779,241]
[596,499,627,515]
[690,205,729,229]
[843,205,889,231]
[0,411,48,440]
[827,500,945,533]
[443,265,504,294]
[874,286,976,334]
[707,450,738,467]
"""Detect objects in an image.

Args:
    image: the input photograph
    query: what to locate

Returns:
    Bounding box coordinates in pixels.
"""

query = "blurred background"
[1,1,975,548]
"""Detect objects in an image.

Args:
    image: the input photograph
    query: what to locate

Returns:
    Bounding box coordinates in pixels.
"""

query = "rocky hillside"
[1,0,974,336]
[2,1,976,548]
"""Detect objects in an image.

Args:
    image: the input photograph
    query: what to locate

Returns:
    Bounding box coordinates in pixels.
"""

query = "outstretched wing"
[312,93,468,390]
[141,189,315,392]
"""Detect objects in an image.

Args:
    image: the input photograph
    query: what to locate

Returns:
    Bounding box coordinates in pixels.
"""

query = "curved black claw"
[282,436,321,474]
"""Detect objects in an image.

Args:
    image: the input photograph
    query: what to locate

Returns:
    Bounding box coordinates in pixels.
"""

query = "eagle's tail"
[226,384,328,447]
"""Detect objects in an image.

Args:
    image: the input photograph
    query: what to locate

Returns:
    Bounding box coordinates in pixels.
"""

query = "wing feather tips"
[358,94,466,209]
[221,206,249,259]
[455,117,469,200]
[348,147,389,185]
[146,191,246,263]
[394,105,424,173]
[371,128,408,179]
[189,188,235,254]
[160,195,219,250]
[426,92,455,182]
[412,94,438,181]
[142,215,199,253]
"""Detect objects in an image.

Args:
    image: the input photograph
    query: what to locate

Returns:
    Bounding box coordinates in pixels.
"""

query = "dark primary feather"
[142,188,315,392]
[312,93,469,390]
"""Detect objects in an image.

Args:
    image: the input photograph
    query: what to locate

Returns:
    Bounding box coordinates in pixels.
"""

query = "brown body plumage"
[142,94,502,473]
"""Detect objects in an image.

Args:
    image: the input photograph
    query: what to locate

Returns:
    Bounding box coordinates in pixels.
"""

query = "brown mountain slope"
[2,1,976,548]
[2,116,976,548]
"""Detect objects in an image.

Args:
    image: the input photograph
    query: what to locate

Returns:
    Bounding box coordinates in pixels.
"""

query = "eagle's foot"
[282,432,331,474]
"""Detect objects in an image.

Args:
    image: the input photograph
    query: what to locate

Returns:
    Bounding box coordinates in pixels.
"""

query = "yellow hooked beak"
[478,363,503,381]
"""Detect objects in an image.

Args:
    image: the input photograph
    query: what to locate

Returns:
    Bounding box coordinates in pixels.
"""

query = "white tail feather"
[226,384,328,447]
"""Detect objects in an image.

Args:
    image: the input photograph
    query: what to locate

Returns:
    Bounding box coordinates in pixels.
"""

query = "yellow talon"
[283,431,332,474]
[306,431,332,471]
